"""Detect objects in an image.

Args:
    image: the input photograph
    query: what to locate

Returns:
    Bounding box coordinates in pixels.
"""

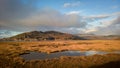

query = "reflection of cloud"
[85,51,107,56]
[85,51,98,56]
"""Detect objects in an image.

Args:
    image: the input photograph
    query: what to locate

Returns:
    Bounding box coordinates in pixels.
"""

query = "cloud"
[0,30,21,38]
[0,8,87,38]
[1,10,120,37]
[0,0,83,38]
[63,1,80,8]
[17,8,87,28]
[0,0,120,38]
[81,12,120,35]
[0,0,37,21]
[82,12,120,24]
[66,11,81,15]
[89,16,120,35]
[111,5,119,9]
[0,0,86,32]
[0,6,87,38]
[84,28,97,33]
[85,12,120,20]
[88,15,110,19]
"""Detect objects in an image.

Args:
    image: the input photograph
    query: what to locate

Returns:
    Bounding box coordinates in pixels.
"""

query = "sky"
[0,0,120,38]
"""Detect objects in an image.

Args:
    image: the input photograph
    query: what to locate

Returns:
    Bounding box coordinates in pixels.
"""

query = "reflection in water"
[20,51,120,61]
[84,51,107,56]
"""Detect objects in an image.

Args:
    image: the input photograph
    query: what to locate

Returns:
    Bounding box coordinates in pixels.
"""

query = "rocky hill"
[0,31,86,41]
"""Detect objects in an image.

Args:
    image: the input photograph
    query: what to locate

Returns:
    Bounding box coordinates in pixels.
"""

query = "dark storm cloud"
[0,0,37,20]
[0,6,87,32]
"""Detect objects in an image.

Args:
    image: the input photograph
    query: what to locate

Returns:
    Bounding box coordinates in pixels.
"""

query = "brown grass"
[0,53,120,68]
[0,40,119,53]
[0,40,120,68]
[23,54,120,68]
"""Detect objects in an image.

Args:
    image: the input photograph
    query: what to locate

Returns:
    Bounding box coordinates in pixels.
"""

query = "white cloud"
[85,12,120,20]
[63,3,71,8]
[0,30,21,38]
[89,16,120,35]
[63,1,80,8]
[80,12,120,35]
[84,28,97,33]
[18,8,86,28]
[66,11,81,15]
[88,14,110,19]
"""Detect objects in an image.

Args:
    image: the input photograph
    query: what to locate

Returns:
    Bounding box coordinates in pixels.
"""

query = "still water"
[21,51,120,61]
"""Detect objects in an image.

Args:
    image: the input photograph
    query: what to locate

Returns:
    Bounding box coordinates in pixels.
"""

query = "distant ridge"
[0,31,119,41]
[0,31,86,41]
[76,34,120,40]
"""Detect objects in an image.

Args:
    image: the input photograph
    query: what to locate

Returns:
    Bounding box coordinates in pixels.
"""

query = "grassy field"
[0,40,120,68]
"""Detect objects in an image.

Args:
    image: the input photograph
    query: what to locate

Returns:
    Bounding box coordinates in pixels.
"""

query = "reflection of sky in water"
[113,51,120,54]
[84,51,107,56]
[21,51,120,61]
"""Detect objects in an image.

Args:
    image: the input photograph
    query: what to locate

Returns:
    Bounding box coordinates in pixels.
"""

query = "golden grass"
[1,40,119,53]
[0,53,120,68]
[0,40,120,68]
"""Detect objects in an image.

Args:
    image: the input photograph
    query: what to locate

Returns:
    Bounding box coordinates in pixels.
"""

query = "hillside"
[76,34,120,40]
[0,31,85,41]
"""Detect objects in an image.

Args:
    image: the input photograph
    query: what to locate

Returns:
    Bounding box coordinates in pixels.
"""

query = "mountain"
[76,34,120,40]
[0,31,86,41]
[1,31,119,41]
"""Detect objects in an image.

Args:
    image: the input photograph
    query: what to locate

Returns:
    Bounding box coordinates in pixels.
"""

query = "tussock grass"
[0,40,120,68]
[1,54,120,68]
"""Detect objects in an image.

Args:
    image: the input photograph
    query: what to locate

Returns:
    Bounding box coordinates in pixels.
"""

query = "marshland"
[0,0,120,68]
[0,40,120,68]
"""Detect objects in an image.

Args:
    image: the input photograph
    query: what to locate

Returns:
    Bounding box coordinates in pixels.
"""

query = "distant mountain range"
[76,34,120,40]
[0,31,120,41]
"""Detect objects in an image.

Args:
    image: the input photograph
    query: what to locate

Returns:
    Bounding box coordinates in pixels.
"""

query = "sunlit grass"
[0,40,120,68]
